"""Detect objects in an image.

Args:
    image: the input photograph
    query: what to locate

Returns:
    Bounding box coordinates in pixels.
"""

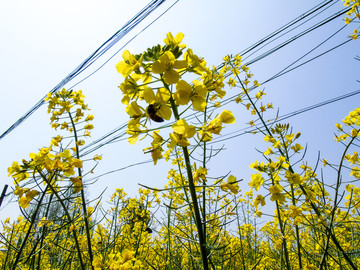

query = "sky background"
[0,0,359,221]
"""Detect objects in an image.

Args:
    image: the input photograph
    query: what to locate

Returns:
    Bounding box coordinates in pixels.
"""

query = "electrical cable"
[86,160,154,183]
[80,29,355,157]
[210,88,360,145]
[2,1,358,181]
[244,7,350,67]
[68,0,180,91]
[0,0,173,140]
[0,0,345,141]
[241,0,338,61]
[216,0,339,71]
[86,86,360,181]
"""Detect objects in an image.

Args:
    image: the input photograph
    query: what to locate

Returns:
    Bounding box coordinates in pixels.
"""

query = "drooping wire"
[79,36,356,157]
[241,7,350,67]
[0,0,173,140]
[67,0,180,91]
[67,2,360,180]
[241,0,338,61]
[81,84,360,181]
[4,1,358,182]
[80,11,355,157]
[216,0,339,72]
[210,88,360,145]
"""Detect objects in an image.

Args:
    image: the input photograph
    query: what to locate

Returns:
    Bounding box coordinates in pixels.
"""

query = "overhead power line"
[80,11,355,157]
[2,1,357,179]
[0,0,357,196]
[0,1,350,142]
[68,0,180,91]
[210,88,360,145]
[240,6,350,67]
[0,0,174,140]
[81,85,360,182]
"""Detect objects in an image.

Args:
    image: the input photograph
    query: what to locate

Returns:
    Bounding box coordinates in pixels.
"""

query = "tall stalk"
[169,94,209,270]
[231,60,357,270]
[68,112,94,269]
[11,185,48,270]
[37,170,86,270]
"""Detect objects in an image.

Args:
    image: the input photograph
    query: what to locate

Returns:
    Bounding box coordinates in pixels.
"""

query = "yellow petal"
[164,32,175,45]
[142,87,156,104]
[122,50,131,61]
[128,135,138,145]
[160,51,176,63]
[175,80,192,105]
[125,101,143,118]
[152,149,163,165]
[151,60,166,74]
[192,96,206,112]
[116,61,131,77]
[219,110,235,124]
[156,87,171,103]
[174,32,185,45]
[173,60,188,69]
[185,125,196,138]
[163,69,180,85]
[157,105,172,120]
[172,119,187,135]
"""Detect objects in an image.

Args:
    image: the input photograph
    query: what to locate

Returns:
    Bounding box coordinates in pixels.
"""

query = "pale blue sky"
[0,0,359,220]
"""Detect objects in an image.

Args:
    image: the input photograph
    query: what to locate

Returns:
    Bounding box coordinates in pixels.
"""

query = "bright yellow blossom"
[220,175,239,194]
[151,51,188,84]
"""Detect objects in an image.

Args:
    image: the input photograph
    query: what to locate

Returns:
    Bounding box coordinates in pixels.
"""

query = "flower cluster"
[116,33,236,166]
[3,29,360,270]
[8,88,101,209]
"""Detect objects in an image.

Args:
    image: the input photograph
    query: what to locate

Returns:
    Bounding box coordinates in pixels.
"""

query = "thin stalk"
[291,183,303,269]
[37,170,86,270]
[273,185,291,270]
[11,183,49,270]
[232,63,290,269]
[36,194,54,270]
[166,199,174,269]
[231,60,357,270]
[68,112,94,269]
[319,135,358,269]
[134,195,150,257]
[279,133,303,269]
[235,200,246,270]
[169,95,209,270]
[3,221,16,269]
[202,94,210,264]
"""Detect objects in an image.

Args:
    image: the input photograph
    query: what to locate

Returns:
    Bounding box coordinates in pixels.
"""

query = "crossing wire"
[79,1,354,156]
[1,1,358,182]
[0,0,172,140]
[79,37,356,157]
[0,0,341,141]
[210,88,360,145]
[80,86,360,182]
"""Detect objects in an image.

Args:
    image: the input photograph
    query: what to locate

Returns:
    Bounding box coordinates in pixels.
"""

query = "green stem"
[166,198,174,269]
[3,226,15,270]
[68,112,94,269]
[235,199,247,270]
[272,178,291,270]
[12,181,50,270]
[231,63,290,270]
[231,60,357,270]
[280,134,303,269]
[169,95,209,270]
[36,193,54,269]
[320,135,358,270]
[37,170,86,270]
[202,94,210,261]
